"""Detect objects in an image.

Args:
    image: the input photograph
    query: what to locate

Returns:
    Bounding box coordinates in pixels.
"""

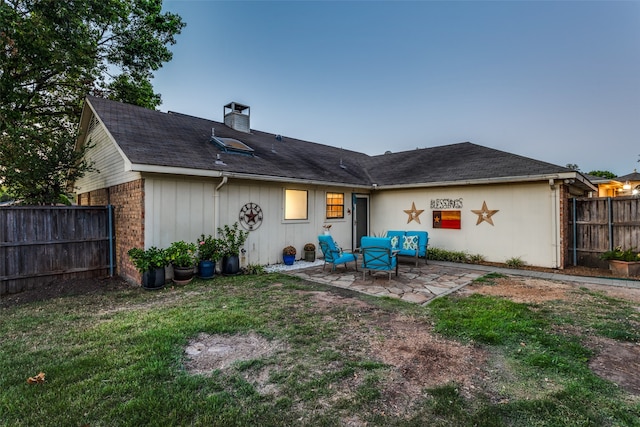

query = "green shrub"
[505,256,525,268]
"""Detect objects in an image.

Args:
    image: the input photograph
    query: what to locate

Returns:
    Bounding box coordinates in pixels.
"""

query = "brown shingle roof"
[85,96,572,187]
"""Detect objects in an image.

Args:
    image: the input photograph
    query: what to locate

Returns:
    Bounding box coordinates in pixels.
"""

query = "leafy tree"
[587,170,617,179]
[565,163,580,171]
[0,0,184,204]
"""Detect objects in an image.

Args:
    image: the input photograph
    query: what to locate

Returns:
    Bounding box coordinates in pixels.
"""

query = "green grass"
[1,274,639,426]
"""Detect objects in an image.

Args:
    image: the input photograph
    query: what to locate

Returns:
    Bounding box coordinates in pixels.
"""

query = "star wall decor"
[471,201,499,226]
[403,202,424,224]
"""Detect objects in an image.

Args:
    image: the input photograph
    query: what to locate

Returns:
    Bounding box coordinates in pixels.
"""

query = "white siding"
[370,182,561,268]
[144,175,359,267]
[75,120,140,193]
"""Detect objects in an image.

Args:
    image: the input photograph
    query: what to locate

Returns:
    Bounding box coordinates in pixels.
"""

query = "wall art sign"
[239,202,263,230]
[403,202,425,224]
[430,198,463,209]
[433,210,461,229]
[471,201,499,226]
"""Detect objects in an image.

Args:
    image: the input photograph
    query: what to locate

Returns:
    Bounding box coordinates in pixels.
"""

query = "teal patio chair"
[318,235,358,272]
[360,236,398,281]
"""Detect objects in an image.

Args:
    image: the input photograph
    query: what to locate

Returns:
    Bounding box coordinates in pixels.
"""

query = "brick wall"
[559,184,569,268]
[77,179,145,283]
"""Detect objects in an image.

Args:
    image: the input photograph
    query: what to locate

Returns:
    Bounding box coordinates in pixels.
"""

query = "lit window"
[326,192,344,219]
[285,189,308,220]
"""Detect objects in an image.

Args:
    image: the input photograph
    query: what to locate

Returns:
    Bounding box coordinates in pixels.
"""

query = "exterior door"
[353,194,369,250]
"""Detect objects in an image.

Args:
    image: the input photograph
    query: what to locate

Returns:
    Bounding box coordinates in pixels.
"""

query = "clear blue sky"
[153,1,640,176]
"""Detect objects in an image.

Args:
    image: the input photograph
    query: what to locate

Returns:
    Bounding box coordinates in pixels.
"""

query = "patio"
[266,256,640,306]
[267,259,484,305]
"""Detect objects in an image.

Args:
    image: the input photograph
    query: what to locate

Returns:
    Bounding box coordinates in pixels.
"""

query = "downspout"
[549,179,560,268]
[214,176,228,237]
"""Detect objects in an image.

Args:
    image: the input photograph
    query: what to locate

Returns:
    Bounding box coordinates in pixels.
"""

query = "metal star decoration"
[404,202,424,224]
[471,201,499,226]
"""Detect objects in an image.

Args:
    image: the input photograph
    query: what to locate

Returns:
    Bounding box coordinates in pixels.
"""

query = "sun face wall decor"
[471,201,499,226]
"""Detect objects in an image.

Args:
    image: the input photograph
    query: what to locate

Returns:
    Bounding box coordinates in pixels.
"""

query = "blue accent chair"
[318,235,358,272]
[361,236,398,281]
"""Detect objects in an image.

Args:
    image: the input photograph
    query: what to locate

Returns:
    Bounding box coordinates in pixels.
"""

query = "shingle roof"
[85,96,573,187]
[616,170,640,182]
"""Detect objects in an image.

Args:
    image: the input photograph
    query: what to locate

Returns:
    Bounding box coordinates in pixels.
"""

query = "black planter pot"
[222,255,240,275]
[142,267,165,290]
[173,265,195,284]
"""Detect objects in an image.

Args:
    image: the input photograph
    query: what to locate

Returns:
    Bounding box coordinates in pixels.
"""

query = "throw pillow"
[334,243,343,256]
[390,235,399,249]
[403,235,418,251]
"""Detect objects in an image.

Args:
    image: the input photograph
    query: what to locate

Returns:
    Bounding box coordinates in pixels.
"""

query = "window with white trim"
[284,189,308,220]
[326,192,344,219]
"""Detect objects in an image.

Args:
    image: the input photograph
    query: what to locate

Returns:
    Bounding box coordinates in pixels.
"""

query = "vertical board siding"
[0,206,111,295]
[570,197,640,268]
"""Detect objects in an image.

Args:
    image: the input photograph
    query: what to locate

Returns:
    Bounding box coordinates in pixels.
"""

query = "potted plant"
[303,242,316,262]
[127,246,168,290]
[197,234,223,279]
[601,246,640,277]
[166,240,198,284]
[218,222,249,275]
[283,245,297,265]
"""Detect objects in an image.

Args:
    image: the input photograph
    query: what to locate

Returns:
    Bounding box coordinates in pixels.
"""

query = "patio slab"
[281,261,484,305]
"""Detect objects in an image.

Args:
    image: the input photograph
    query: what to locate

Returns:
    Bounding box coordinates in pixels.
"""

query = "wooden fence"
[0,206,114,295]
[569,196,640,268]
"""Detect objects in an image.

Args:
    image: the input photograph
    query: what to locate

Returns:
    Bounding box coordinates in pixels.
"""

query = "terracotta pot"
[608,260,640,277]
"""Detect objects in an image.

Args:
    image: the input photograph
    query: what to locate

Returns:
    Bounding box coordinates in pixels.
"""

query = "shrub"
[505,257,525,268]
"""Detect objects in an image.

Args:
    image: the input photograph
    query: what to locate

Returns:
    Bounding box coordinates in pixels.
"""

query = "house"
[586,170,640,197]
[74,96,595,283]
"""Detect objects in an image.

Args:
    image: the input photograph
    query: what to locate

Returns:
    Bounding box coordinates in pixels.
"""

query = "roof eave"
[129,163,371,189]
[373,172,596,192]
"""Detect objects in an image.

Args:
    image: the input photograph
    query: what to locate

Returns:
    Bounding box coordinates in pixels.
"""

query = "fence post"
[607,197,613,251]
[108,204,114,277]
[572,198,577,266]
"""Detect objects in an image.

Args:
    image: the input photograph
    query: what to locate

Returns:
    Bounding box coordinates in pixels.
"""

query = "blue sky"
[153,1,640,176]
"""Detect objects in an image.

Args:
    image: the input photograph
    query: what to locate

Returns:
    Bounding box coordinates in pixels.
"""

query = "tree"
[0,0,184,204]
[565,163,580,171]
[587,170,617,179]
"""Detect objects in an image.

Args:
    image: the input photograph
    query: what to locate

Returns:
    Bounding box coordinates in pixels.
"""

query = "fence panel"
[570,197,640,268]
[0,206,112,295]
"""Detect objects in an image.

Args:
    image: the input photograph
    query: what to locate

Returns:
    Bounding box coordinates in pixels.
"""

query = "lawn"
[1,273,639,426]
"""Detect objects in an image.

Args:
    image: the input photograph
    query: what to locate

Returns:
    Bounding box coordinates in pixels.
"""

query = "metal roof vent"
[223,102,250,133]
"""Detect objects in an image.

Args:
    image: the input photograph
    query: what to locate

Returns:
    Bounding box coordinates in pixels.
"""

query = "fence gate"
[569,196,640,268]
[0,206,114,295]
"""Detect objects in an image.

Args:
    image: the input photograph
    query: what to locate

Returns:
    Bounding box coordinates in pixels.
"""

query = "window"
[284,189,308,220]
[326,192,344,219]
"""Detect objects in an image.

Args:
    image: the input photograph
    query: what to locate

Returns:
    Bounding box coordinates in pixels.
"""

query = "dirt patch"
[0,277,133,308]
[370,316,487,404]
[184,332,287,374]
[459,275,640,395]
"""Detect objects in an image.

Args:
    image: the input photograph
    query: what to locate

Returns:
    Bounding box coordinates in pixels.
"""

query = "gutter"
[374,172,596,192]
[129,163,371,190]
